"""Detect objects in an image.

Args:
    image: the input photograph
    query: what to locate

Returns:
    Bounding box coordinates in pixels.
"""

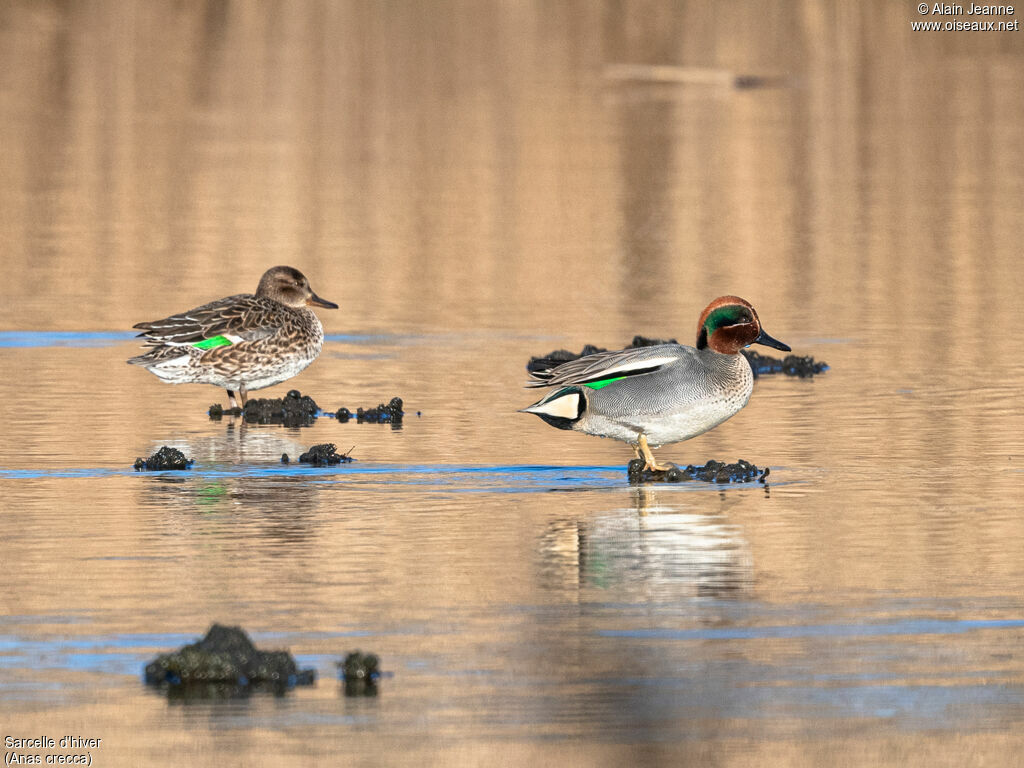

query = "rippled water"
[2,2,1024,766]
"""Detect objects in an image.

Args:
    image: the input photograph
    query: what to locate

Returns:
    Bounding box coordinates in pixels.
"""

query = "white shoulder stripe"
[590,355,677,379]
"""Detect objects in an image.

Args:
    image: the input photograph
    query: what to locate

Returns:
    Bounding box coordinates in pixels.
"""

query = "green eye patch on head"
[703,306,753,333]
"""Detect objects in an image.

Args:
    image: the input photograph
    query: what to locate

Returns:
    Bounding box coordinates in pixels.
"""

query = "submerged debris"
[133,446,194,471]
[144,624,315,694]
[298,443,353,466]
[603,63,791,90]
[338,651,381,697]
[528,337,827,378]
[628,458,769,484]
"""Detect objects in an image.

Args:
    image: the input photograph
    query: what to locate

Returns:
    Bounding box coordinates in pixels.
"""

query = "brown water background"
[2,2,1024,766]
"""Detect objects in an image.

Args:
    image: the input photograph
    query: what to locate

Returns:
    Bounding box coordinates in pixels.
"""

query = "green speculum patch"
[583,376,626,390]
[193,335,233,350]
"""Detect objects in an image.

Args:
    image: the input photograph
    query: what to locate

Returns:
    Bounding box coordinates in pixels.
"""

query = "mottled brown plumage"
[128,266,338,407]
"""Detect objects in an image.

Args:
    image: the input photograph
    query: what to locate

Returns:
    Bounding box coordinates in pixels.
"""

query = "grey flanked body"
[521,295,790,472]
[568,345,754,447]
[128,266,338,407]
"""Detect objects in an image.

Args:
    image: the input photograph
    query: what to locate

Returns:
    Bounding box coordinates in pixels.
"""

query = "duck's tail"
[519,386,585,431]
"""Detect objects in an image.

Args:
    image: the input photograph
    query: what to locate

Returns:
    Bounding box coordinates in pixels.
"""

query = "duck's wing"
[132,294,279,347]
[526,344,687,388]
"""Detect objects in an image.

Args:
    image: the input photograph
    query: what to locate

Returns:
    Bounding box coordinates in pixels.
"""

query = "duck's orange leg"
[638,434,672,473]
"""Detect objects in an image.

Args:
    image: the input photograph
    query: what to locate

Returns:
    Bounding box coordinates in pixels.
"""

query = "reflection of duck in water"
[141,471,324,547]
[522,296,789,471]
[537,487,752,599]
[129,266,337,408]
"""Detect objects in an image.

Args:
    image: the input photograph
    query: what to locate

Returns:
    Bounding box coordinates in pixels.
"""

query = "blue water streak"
[599,617,1024,641]
[0,331,136,348]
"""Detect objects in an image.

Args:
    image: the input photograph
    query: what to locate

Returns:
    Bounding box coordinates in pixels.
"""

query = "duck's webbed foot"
[637,434,672,473]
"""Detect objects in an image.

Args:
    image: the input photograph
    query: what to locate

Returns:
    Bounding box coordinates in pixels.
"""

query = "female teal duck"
[128,266,338,407]
[521,296,790,471]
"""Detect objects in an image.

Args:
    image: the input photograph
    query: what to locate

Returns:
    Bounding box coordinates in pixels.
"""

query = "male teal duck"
[521,296,790,471]
[128,266,338,407]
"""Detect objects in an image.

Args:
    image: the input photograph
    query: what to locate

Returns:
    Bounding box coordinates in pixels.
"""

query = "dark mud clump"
[628,458,769,484]
[336,396,404,425]
[209,390,317,424]
[528,337,827,378]
[240,390,319,426]
[144,624,315,695]
[209,392,406,426]
[358,396,404,424]
[629,335,677,348]
[526,344,609,374]
[208,403,241,419]
[134,446,194,471]
[298,443,353,466]
[527,336,676,373]
[741,349,828,378]
[338,651,381,697]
